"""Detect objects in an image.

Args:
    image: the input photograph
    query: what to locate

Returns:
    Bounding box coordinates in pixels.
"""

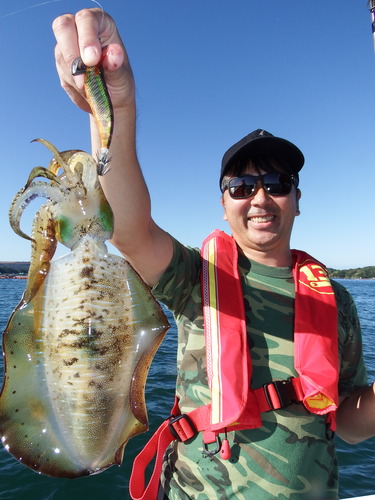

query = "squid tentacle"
[9,181,66,241]
[24,166,63,190]
[46,149,82,177]
[32,139,81,186]
[22,203,58,304]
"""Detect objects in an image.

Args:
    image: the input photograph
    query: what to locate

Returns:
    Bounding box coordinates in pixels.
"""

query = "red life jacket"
[201,230,338,436]
[129,230,339,500]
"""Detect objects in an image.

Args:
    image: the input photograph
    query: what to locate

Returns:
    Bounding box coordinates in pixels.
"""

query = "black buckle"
[202,436,222,459]
[168,414,197,443]
[263,378,299,411]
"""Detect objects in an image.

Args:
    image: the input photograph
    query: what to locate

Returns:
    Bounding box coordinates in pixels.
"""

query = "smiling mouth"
[249,215,275,223]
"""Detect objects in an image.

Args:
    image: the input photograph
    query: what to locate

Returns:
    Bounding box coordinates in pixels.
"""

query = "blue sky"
[0,0,374,269]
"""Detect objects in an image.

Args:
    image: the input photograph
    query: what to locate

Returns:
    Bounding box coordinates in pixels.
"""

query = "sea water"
[0,278,374,499]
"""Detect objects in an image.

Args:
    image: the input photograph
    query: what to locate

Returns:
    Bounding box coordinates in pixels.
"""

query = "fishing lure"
[72,48,113,175]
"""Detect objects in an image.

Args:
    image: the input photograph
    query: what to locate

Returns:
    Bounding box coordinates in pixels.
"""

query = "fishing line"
[0,0,63,20]
[0,0,105,21]
[91,0,105,33]
[368,0,375,53]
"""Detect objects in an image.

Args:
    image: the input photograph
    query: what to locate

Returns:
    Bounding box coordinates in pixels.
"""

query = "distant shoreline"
[0,276,27,280]
[328,266,375,280]
[0,261,29,278]
[0,262,374,280]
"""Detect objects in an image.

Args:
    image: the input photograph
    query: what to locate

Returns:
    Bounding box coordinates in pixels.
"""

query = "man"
[53,8,375,499]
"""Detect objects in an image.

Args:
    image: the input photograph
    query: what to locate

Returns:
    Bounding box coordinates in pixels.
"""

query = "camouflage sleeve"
[332,279,369,397]
[152,237,201,317]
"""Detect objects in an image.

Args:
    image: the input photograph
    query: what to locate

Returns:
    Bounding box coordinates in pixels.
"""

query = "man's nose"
[251,182,269,203]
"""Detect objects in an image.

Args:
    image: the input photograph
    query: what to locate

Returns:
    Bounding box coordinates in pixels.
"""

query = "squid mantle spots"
[63,358,79,367]
[80,266,94,279]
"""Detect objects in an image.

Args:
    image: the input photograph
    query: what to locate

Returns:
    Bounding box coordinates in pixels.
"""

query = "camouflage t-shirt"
[153,237,368,500]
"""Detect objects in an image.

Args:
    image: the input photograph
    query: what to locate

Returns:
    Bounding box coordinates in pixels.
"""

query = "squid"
[0,54,170,478]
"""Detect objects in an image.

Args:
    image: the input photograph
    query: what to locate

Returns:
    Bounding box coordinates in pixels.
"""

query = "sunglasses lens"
[264,174,293,195]
[227,174,294,199]
[228,179,255,198]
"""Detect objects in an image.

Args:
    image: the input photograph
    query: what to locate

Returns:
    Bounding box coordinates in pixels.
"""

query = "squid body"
[0,139,170,478]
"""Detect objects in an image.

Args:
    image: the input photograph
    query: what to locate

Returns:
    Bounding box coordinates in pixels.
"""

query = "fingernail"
[83,46,99,66]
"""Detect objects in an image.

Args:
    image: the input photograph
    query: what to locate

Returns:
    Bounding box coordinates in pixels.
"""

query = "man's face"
[221,164,301,266]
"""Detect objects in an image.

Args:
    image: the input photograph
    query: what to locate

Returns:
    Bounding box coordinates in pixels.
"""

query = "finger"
[52,9,102,74]
[52,13,84,67]
[102,43,124,73]
[75,9,126,69]
[54,44,86,101]
[74,8,103,66]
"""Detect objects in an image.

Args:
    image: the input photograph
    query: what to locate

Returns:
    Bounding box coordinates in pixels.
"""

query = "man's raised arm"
[53,8,173,286]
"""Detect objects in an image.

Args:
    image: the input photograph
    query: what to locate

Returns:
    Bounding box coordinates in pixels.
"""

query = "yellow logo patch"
[298,262,334,295]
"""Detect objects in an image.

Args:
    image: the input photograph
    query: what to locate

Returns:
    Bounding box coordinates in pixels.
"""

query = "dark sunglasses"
[221,173,299,199]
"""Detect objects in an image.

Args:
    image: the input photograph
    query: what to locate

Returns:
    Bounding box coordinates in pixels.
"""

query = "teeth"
[250,215,274,223]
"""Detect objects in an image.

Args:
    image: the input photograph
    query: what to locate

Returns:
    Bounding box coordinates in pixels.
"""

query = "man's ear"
[296,188,301,215]
[221,196,228,221]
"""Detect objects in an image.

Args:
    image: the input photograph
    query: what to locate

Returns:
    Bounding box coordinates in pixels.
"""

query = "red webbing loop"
[129,404,211,500]
[129,420,173,500]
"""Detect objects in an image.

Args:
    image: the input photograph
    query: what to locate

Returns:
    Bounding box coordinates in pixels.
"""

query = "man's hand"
[52,8,135,114]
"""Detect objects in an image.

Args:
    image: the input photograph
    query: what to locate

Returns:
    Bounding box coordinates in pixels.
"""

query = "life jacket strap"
[129,376,304,500]
[168,413,197,442]
[259,377,304,412]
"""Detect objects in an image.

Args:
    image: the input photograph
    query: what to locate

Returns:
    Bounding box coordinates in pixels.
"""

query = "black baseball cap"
[220,129,304,187]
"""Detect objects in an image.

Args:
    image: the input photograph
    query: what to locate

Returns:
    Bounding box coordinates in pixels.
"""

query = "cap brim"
[220,134,304,187]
